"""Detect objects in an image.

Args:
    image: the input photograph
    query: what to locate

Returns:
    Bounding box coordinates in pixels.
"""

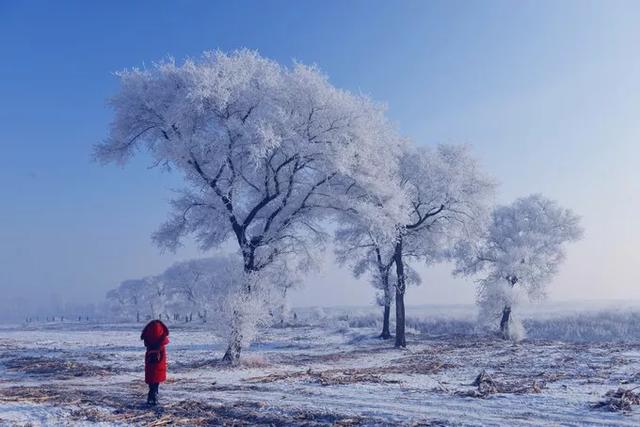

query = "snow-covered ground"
[2,304,640,426]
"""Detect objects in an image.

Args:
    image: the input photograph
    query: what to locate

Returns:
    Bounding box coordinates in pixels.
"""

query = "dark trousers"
[147,383,159,404]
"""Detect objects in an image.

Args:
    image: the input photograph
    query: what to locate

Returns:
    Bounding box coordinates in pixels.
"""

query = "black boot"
[150,383,158,405]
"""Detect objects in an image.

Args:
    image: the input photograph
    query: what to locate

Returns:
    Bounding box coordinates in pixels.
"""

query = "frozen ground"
[2,305,640,426]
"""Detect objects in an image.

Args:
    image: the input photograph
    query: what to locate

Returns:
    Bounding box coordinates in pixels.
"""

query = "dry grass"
[246,367,398,386]
[2,356,117,379]
[245,360,454,386]
[0,384,381,426]
[592,387,640,412]
[243,344,457,387]
[455,370,544,398]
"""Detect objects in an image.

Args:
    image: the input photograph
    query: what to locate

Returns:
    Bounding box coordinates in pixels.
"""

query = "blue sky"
[1,0,639,311]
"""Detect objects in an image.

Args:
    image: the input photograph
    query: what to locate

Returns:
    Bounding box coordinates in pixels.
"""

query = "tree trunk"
[380,303,391,340]
[499,275,518,339]
[375,248,392,339]
[380,275,392,339]
[395,287,406,347]
[222,251,255,363]
[500,305,511,338]
[222,327,243,362]
[381,302,392,339]
[222,344,241,362]
[393,237,406,348]
[222,304,244,363]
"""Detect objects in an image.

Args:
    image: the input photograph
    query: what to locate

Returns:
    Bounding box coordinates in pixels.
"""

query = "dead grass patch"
[592,387,640,412]
[0,384,379,426]
[246,361,454,386]
[2,356,117,379]
[455,370,544,398]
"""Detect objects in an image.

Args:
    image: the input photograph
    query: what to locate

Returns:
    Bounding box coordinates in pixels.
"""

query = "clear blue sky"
[1,0,639,313]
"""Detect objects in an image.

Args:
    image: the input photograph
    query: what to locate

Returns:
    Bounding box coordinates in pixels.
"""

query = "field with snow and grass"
[2,303,640,426]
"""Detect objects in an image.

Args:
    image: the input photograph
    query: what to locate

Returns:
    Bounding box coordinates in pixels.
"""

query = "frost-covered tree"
[143,276,168,320]
[105,288,128,321]
[95,50,403,361]
[162,255,279,347]
[106,276,169,321]
[106,255,288,347]
[390,144,495,347]
[336,144,493,347]
[335,220,421,339]
[452,194,583,340]
[161,257,224,322]
[106,278,147,322]
[335,223,396,338]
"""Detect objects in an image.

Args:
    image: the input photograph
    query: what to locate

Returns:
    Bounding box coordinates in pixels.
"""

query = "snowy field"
[2,304,640,426]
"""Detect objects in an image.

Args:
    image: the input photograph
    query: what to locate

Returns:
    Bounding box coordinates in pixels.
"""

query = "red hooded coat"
[141,320,169,384]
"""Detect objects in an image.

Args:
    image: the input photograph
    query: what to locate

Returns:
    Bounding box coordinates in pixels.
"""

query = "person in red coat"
[140,319,169,405]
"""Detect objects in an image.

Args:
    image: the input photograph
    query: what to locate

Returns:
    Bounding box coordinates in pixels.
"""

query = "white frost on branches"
[96,49,405,360]
[334,143,495,345]
[390,144,495,346]
[106,255,294,351]
[106,279,147,322]
[97,49,585,351]
[396,144,495,264]
[452,194,583,340]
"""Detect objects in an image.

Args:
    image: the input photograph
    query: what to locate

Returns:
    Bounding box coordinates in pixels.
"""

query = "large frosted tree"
[96,50,403,361]
[452,194,583,340]
[390,144,495,347]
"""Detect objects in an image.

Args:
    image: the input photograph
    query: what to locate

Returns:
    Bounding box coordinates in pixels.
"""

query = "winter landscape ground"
[2,304,640,426]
